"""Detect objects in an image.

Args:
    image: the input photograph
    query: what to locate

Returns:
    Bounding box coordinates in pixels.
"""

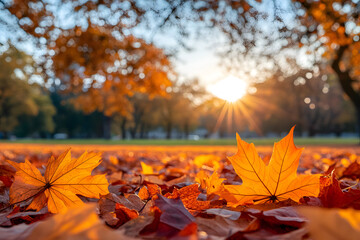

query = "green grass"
[0,137,359,146]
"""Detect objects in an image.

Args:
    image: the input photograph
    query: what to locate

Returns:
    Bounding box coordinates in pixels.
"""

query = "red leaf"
[319,173,360,209]
[172,222,198,240]
[341,162,360,180]
[164,184,210,211]
[0,176,13,188]
[114,203,139,227]
[138,183,161,201]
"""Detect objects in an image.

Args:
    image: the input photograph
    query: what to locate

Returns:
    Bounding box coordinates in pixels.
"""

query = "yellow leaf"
[140,162,154,175]
[193,154,221,170]
[341,158,351,168]
[196,170,225,196]
[221,126,320,206]
[8,149,109,213]
[109,155,119,165]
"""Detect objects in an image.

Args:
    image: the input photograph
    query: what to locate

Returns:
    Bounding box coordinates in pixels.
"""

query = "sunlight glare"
[209,76,248,102]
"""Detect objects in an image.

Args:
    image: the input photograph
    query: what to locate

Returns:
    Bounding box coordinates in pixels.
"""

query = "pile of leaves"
[1,127,360,239]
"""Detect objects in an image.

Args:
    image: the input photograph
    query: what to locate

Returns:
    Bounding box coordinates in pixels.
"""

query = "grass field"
[1,137,359,146]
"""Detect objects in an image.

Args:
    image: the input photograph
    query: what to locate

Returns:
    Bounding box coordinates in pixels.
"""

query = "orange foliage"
[51,26,171,116]
[1,135,360,239]
[7,149,109,213]
[221,127,320,206]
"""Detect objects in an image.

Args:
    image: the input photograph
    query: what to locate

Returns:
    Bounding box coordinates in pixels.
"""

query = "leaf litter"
[0,127,360,239]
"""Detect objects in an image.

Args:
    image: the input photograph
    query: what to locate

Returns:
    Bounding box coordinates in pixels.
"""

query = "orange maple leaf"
[196,170,225,196]
[221,126,320,206]
[7,149,109,213]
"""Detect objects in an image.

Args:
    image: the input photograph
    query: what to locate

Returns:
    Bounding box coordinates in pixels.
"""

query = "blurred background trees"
[0,0,358,139]
[0,45,55,138]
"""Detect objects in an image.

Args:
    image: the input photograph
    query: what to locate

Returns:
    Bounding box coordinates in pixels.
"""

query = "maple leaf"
[7,149,109,213]
[196,170,225,196]
[221,126,320,206]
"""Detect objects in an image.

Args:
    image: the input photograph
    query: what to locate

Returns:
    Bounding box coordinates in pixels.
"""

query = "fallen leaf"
[341,161,360,180]
[155,194,195,230]
[299,207,360,240]
[196,215,258,237]
[7,149,109,213]
[230,227,307,240]
[120,215,155,237]
[318,173,360,209]
[172,222,198,240]
[27,203,135,240]
[141,162,154,175]
[193,154,221,170]
[222,126,320,206]
[164,184,210,211]
[114,203,139,227]
[138,183,161,201]
[204,208,241,220]
[196,170,225,196]
[246,207,306,228]
[0,223,38,240]
[6,207,51,225]
[99,193,144,226]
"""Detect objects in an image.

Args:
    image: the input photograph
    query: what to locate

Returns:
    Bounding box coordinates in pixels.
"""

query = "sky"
[176,42,227,85]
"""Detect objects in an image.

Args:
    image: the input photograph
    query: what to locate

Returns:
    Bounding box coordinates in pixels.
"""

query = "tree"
[152,80,204,139]
[289,0,360,140]
[3,0,359,140]
[3,0,172,139]
[50,91,104,138]
[15,89,56,138]
[253,61,355,137]
[0,45,40,138]
[52,27,172,139]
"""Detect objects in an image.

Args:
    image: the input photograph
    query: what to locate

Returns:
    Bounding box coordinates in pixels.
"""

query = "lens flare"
[209,76,248,102]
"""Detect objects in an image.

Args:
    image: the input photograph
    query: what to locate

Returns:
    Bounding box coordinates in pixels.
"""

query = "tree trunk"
[103,115,111,139]
[357,107,360,143]
[166,121,172,139]
[130,121,140,139]
[184,122,189,139]
[331,45,360,144]
[3,131,9,139]
[140,122,146,139]
[308,125,316,137]
[121,118,127,140]
[130,129,136,139]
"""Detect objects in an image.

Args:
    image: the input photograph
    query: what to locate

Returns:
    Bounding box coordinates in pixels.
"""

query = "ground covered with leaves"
[0,134,360,239]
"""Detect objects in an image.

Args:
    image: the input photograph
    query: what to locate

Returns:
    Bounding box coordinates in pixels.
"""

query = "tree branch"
[331,45,360,109]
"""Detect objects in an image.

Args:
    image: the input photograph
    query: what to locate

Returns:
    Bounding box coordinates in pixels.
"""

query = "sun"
[209,76,248,102]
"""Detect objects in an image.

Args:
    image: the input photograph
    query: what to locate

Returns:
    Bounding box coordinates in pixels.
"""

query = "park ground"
[0,137,359,146]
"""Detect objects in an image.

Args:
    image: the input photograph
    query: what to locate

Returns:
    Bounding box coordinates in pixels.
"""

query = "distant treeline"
[0,47,357,139]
